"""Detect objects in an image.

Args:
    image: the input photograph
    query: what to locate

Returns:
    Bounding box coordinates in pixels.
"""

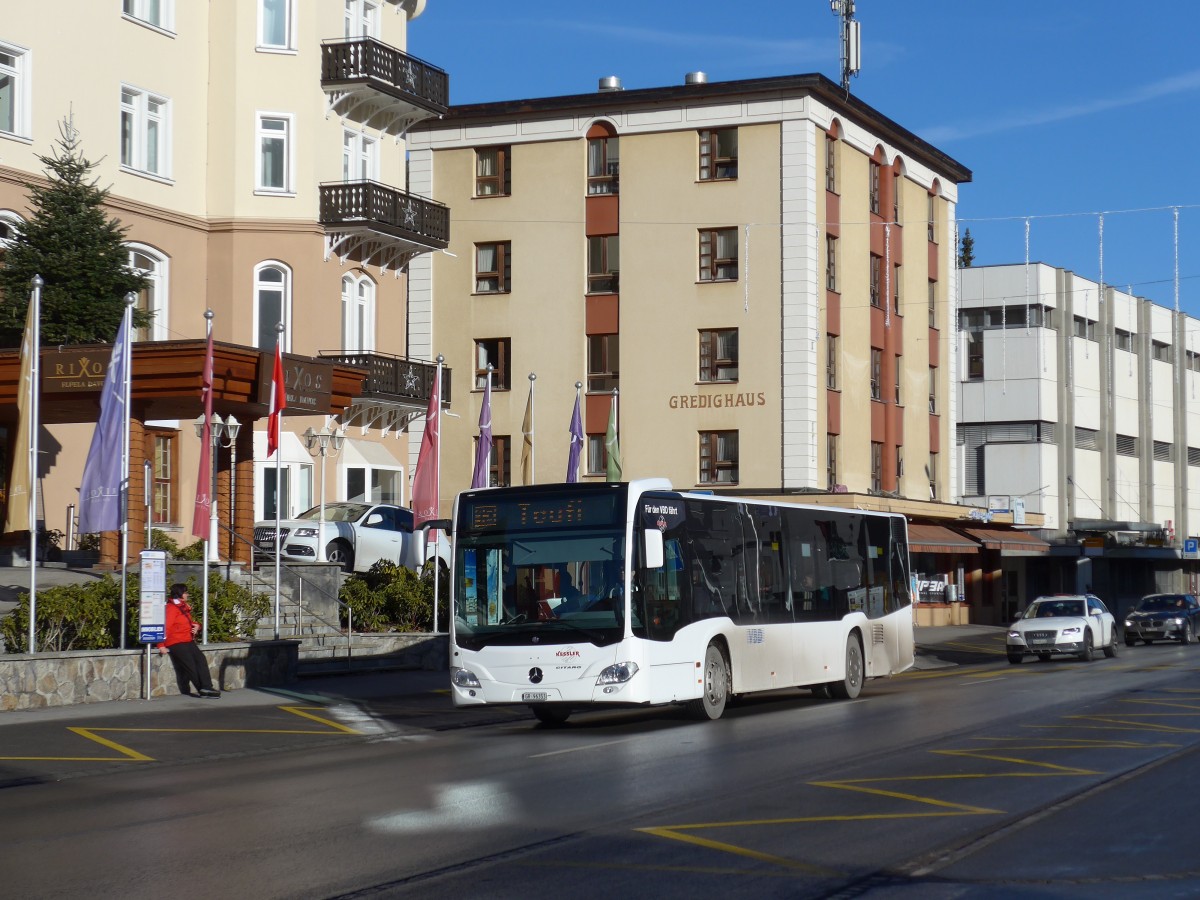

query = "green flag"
[605,394,622,482]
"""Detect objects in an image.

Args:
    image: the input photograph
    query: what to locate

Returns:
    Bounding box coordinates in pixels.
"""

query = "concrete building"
[958,263,1200,617]
[0,0,448,563]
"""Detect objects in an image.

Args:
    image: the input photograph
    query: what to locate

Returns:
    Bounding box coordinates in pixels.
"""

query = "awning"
[907,523,980,554]
[960,526,1051,555]
[341,437,403,469]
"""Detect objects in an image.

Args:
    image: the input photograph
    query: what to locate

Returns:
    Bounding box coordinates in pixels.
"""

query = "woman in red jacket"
[157,583,220,698]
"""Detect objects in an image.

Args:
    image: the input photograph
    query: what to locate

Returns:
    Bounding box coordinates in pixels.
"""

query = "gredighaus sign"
[257,354,334,414]
[669,391,767,409]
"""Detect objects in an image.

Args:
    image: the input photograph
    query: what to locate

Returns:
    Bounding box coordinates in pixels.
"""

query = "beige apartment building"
[0,0,448,563]
[407,73,973,513]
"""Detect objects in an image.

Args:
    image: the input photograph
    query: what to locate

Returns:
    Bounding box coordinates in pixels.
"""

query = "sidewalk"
[0,565,109,620]
[913,623,1007,669]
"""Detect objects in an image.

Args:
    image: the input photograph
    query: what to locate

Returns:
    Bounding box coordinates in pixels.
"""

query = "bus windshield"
[453,486,629,650]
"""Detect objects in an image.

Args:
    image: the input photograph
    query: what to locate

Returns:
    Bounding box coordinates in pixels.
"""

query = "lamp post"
[303,424,345,562]
[192,412,241,562]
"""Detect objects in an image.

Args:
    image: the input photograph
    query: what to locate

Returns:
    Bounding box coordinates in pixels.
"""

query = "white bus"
[448,478,914,723]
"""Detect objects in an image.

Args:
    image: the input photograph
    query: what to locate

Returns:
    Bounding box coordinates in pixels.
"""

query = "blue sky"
[412,0,1200,315]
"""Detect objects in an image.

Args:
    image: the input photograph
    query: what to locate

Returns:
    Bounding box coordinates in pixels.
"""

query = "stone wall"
[0,640,299,711]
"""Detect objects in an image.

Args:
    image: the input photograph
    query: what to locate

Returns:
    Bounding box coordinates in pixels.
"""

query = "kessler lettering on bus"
[669,392,767,409]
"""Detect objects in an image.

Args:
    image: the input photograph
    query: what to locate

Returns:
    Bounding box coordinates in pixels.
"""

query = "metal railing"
[319,180,449,248]
[317,350,451,406]
[320,37,449,113]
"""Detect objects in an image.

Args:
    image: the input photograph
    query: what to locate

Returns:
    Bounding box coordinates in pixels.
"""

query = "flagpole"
[529,372,536,484]
[27,276,41,654]
[274,321,283,640]
[118,293,134,650]
[432,354,443,634]
[202,310,213,646]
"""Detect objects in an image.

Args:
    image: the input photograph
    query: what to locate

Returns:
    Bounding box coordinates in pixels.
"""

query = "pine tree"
[0,119,150,346]
[958,228,976,269]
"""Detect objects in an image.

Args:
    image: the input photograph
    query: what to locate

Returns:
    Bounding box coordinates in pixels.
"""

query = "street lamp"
[194,412,241,563]
[303,424,345,563]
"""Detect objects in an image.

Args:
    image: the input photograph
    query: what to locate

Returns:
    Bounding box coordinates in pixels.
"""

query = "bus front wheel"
[531,705,571,726]
[687,643,730,720]
[829,634,864,700]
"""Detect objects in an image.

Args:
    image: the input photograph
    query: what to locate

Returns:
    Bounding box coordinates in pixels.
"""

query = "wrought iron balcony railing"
[319,351,452,408]
[321,37,448,126]
[319,180,450,250]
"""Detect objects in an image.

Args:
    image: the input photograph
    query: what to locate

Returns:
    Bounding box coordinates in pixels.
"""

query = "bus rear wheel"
[687,643,730,720]
[829,634,864,700]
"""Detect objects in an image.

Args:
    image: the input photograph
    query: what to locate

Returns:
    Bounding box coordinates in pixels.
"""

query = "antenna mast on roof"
[830,0,861,92]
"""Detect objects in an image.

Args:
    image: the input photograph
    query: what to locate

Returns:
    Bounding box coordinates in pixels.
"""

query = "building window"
[1116,434,1137,457]
[474,338,510,390]
[587,334,619,393]
[967,331,984,379]
[892,263,902,310]
[868,160,881,214]
[343,0,381,38]
[699,228,738,282]
[895,446,904,486]
[699,329,738,383]
[475,241,511,293]
[825,234,838,291]
[698,128,737,180]
[928,280,937,328]
[254,262,291,351]
[256,114,292,192]
[869,254,882,308]
[150,430,177,524]
[892,170,902,225]
[870,348,882,400]
[475,146,511,197]
[587,434,612,476]
[587,134,619,195]
[826,334,838,389]
[825,134,837,193]
[475,434,511,487]
[871,442,883,492]
[341,273,375,352]
[827,433,838,489]
[1188,350,1200,373]
[120,86,170,178]
[259,0,295,50]
[1073,316,1098,341]
[927,194,936,243]
[127,244,168,341]
[699,431,739,484]
[929,366,937,413]
[123,0,174,30]
[0,210,22,251]
[1115,328,1133,352]
[342,129,378,182]
[1153,440,1173,462]
[894,353,902,404]
[345,466,402,504]
[0,42,30,138]
[928,452,938,500]
[1152,340,1172,362]
[587,235,619,293]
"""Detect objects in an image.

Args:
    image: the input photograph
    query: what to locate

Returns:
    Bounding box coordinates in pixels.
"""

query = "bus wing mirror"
[642,529,665,569]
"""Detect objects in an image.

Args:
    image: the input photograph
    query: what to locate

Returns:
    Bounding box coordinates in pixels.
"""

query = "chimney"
[598,75,623,92]
[685,72,708,85]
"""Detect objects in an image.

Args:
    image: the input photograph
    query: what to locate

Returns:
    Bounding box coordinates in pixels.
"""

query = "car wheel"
[325,540,354,573]
[1182,623,1194,645]
[686,643,730,720]
[829,634,864,700]
[1079,632,1093,662]
[1103,631,1118,658]
[1007,651,1023,665]
[1124,637,1136,647]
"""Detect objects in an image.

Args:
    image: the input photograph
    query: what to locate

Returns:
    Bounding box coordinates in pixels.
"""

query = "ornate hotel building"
[407,73,971,512]
[0,1,448,563]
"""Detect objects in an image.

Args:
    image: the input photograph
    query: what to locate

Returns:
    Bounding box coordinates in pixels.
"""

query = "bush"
[150,529,206,560]
[339,559,448,633]
[183,571,271,643]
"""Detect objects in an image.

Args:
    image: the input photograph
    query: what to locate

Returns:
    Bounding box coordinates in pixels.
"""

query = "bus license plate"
[522,692,548,702]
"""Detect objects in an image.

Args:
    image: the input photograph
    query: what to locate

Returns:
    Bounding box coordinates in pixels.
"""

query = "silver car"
[1007,594,1118,663]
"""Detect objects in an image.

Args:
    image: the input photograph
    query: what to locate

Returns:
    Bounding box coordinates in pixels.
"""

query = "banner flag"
[605,393,622,482]
[566,391,583,483]
[3,299,36,534]
[267,342,285,457]
[77,314,131,533]
[412,364,442,527]
[470,374,492,489]
[520,383,534,485]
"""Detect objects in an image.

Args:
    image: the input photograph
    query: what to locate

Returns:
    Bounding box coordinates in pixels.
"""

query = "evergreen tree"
[958,228,976,269]
[0,120,150,346]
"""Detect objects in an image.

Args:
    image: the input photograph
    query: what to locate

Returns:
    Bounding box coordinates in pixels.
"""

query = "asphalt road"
[3,634,1200,899]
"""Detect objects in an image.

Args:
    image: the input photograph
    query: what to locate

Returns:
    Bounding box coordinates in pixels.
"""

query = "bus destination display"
[463,493,621,532]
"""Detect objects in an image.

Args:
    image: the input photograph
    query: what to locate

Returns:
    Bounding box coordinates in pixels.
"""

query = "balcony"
[320,180,449,273]
[319,350,452,435]
[321,37,448,134]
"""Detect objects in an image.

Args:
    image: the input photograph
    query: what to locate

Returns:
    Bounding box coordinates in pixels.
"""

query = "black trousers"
[166,641,214,695]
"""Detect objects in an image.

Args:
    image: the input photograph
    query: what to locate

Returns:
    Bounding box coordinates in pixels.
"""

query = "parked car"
[253,502,448,574]
[1123,593,1200,645]
[1006,594,1118,663]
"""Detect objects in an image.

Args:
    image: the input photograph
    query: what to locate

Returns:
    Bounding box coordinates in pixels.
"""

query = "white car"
[1006,594,1119,663]
[253,502,448,574]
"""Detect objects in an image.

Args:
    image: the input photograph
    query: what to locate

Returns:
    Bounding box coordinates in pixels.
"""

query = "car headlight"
[1172,617,1185,626]
[1061,627,1081,636]
[451,667,481,689]
[1007,630,1023,640]
[1124,620,1133,628]
[293,527,318,537]
[596,662,639,685]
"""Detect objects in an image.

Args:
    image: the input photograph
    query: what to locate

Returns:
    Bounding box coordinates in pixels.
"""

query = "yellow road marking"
[279,705,363,734]
[637,826,839,874]
[66,727,155,761]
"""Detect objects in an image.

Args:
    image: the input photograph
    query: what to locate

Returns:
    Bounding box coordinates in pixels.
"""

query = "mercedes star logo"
[529,668,543,684]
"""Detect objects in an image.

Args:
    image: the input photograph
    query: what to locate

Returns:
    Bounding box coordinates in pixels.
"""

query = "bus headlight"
[451,667,481,689]
[596,662,639,685]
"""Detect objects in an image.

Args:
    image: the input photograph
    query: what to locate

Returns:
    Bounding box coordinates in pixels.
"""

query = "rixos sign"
[257,354,334,414]
[42,351,108,393]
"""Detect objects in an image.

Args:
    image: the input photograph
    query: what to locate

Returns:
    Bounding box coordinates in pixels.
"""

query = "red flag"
[191,328,213,538]
[411,365,441,527]
[267,343,285,457]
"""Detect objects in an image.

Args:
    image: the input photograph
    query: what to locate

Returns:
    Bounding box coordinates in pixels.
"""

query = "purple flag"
[566,393,583,483]
[78,314,131,533]
[471,375,493,488]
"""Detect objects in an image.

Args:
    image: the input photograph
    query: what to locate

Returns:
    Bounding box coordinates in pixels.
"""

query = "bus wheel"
[531,705,571,726]
[829,634,864,700]
[688,643,730,720]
